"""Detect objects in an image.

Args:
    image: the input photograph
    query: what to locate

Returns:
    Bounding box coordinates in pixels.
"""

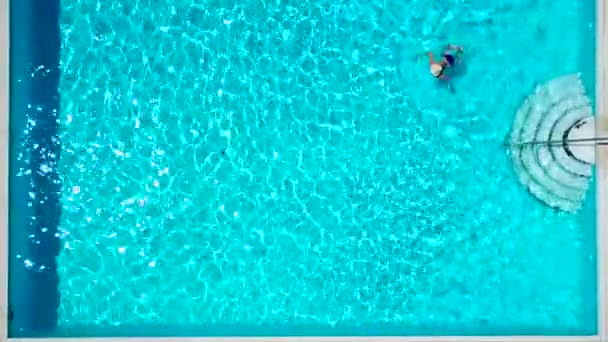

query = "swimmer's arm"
[439,74,450,80]
[426,51,438,64]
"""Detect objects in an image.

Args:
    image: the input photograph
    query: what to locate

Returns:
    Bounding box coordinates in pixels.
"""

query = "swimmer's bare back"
[426,52,450,80]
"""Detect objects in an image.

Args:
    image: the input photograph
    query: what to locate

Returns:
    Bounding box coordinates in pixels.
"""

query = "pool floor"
[8,0,598,337]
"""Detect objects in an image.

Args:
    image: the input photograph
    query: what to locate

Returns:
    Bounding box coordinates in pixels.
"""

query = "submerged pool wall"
[8,0,61,336]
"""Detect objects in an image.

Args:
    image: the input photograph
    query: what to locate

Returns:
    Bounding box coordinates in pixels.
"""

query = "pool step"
[507,73,594,213]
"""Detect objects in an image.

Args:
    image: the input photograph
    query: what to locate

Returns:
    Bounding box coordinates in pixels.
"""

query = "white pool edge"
[1,337,604,342]
[0,0,8,338]
[0,0,606,342]
[595,0,608,340]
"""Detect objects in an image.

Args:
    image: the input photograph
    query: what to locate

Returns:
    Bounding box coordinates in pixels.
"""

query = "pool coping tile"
[597,0,608,339]
[0,0,8,338]
[1,0,607,342]
[3,337,605,342]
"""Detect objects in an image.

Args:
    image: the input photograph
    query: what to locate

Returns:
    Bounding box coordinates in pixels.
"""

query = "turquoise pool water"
[9,0,597,337]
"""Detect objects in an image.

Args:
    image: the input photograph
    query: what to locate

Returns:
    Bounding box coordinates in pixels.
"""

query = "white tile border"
[597,0,608,339]
[4,335,603,342]
[0,0,8,338]
[0,0,606,342]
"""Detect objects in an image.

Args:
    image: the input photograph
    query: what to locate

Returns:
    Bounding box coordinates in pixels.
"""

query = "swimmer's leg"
[445,44,464,64]
[446,44,464,52]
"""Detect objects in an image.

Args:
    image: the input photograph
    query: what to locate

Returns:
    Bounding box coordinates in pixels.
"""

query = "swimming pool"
[7,0,600,338]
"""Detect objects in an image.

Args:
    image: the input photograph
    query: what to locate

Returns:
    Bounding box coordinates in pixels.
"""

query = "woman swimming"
[426,44,464,80]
